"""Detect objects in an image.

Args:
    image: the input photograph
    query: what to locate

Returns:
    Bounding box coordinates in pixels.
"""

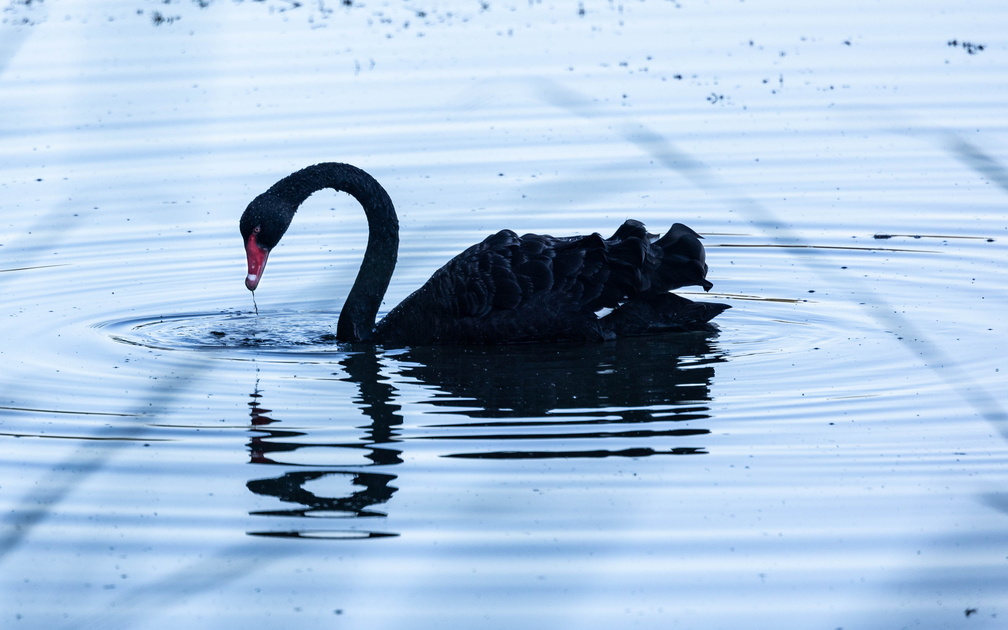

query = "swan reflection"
[399,332,721,417]
[244,331,724,537]
[247,470,397,519]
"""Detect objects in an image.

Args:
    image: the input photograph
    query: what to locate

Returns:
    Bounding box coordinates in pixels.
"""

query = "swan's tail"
[651,222,713,291]
[602,220,713,295]
[600,292,730,337]
[593,221,726,337]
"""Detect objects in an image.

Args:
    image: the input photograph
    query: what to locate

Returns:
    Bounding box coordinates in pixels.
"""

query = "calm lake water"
[2,0,1007,628]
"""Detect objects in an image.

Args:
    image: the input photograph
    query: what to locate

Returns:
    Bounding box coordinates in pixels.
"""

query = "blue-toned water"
[2,1,1007,628]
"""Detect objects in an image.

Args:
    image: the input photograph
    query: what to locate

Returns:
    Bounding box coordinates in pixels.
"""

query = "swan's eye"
[253,226,261,234]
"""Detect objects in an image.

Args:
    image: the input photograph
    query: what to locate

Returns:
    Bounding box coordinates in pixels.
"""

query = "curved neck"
[268,163,399,342]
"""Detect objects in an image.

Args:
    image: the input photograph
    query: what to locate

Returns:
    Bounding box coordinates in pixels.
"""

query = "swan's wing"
[374,221,715,344]
[446,221,710,318]
[446,228,615,317]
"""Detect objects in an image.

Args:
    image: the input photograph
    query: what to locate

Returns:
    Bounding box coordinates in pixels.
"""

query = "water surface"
[2,1,1007,628]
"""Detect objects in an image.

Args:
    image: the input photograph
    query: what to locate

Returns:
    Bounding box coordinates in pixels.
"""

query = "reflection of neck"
[340,350,404,451]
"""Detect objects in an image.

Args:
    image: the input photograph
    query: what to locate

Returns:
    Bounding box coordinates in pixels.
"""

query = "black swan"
[240,162,728,345]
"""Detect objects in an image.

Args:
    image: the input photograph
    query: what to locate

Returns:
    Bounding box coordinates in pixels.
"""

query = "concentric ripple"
[96,310,347,352]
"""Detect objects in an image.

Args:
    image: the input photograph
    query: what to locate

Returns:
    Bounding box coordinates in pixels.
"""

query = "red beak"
[244,231,270,291]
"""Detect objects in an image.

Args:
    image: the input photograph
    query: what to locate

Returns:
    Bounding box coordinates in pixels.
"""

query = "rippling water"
[2,0,1007,628]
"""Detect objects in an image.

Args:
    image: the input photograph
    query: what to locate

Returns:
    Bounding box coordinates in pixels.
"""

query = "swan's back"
[373,220,727,345]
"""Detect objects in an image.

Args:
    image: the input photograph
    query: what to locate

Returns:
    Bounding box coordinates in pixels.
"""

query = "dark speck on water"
[947,39,985,55]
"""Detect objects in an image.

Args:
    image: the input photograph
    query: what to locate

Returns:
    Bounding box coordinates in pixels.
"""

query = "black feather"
[375,220,726,344]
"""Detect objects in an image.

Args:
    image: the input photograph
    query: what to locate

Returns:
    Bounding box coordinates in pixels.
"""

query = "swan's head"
[239,192,296,291]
